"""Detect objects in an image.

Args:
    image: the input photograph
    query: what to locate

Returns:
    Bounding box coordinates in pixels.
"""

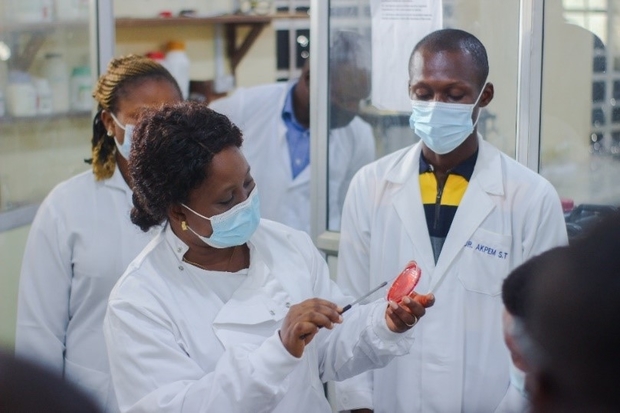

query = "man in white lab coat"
[209,31,375,234]
[335,29,568,412]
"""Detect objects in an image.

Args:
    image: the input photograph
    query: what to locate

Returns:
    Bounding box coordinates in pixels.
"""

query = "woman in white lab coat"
[15,55,183,412]
[103,102,434,413]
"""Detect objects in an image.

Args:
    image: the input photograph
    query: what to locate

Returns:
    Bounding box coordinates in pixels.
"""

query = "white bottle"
[34,78,53,115]
[43,53,70,113]
[7,71,37,117]
[70,65,92,111]
[165,41,190,100]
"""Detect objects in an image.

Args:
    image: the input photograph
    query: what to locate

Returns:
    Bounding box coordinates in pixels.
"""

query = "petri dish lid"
[387,260,422,303]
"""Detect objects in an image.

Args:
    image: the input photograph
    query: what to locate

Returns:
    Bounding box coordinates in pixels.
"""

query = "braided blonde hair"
[88,54,181,180]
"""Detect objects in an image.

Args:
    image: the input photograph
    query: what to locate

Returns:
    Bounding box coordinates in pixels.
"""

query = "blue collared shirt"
[281,84,310,179]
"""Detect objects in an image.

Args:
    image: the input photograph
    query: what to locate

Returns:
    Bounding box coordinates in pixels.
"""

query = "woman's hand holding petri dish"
[385,261,435,332]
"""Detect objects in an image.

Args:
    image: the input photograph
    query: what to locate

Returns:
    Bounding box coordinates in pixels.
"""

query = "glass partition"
[314,0,620,248]
[539,0,620,240]
[0,0,111,348]
[323,0,521,233]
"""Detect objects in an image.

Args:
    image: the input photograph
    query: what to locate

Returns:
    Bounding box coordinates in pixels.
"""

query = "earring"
[107,130,114,137]
[181,221,188,231]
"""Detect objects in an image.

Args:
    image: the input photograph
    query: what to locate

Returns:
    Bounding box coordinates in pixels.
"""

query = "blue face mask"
[182,187,261,249]
[110,112,135,160]
[409,82,487,155]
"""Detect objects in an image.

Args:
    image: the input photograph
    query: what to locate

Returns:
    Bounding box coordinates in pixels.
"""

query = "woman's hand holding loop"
[279,298,343,358]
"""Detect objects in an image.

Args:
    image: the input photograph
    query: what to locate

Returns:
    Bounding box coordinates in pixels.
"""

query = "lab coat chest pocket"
[212,292,289,350]
[458,228,512,296]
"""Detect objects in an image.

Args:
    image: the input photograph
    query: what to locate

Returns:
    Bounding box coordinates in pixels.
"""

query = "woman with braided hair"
[15,55,182,413]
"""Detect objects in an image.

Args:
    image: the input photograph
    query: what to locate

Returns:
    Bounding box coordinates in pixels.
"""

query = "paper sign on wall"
[371,0,442,112]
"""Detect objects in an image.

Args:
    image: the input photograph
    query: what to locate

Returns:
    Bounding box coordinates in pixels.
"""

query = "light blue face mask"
[409,82,487,155]
[182,187,261,249]
[110,112,135,160]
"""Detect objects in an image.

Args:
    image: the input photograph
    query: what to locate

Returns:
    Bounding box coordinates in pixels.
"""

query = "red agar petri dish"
[387,261,422,303]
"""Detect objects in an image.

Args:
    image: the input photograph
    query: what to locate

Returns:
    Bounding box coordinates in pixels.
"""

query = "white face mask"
[110,112,135,160]
[503,313,531,399]
[409,82,488,155]
[509,362,528,398]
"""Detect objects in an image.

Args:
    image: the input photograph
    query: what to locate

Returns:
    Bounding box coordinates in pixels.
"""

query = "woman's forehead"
[191,147,248,196]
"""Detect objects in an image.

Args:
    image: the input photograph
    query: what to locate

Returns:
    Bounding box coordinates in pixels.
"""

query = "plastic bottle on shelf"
[34,78,53,115]
[6,71,37,117]
[165,41,190,100]
[70,65,92,111]
[43,52,70,113]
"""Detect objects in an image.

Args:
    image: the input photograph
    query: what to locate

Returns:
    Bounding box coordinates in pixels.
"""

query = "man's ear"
[479,82,494,108]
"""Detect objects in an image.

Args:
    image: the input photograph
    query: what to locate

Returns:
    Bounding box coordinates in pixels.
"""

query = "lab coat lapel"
[212,246,292,349]
[430,137,504,292]
[389,144,436,276]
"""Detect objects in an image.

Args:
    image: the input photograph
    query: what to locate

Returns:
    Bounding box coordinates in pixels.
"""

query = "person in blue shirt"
[209,31,376,234]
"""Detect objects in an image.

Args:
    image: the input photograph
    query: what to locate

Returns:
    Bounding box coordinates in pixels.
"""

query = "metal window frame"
[92,0,115,77]
[309,0,332,250]
[515,0,544,171]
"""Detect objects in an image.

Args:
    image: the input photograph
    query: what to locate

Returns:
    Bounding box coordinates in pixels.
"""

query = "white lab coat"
[104,220,415,413]
[335,136,568,412]
[494,383,529,413]
[209,82,375,233]
[15,167,156,413]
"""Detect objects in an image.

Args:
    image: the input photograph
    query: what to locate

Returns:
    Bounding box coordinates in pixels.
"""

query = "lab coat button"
[285,302,290,308]
[177,247,182,252]
[178,265,184,271]
[269,310,275,316]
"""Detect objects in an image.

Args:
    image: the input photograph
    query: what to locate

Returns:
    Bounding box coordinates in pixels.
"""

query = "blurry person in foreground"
[525,212,620,413]
[0,351,101,413]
